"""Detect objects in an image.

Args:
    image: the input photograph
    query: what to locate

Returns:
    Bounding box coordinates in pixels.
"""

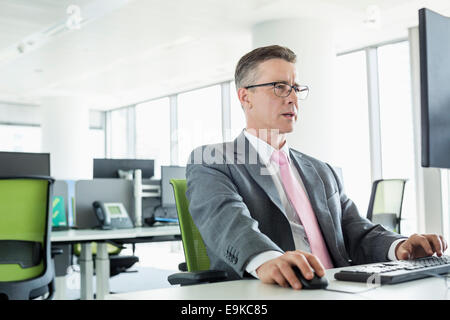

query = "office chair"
[73,242,139,277]
[0,176,58,300]
[167,179,227,286]
[367,179,407,234]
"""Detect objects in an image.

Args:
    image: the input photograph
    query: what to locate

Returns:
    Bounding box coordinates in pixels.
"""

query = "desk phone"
[92,201,134,229]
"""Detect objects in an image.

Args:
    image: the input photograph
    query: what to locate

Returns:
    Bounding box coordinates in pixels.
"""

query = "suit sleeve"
[327,165,407,265]
[185,147,284,277]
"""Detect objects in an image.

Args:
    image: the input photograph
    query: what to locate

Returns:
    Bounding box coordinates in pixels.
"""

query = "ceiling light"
[363,5,381,29]
[66,5,83,30]
[0,0,132,67]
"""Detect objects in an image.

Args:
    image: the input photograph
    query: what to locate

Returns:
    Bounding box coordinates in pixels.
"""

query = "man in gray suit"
[186,45,447,290]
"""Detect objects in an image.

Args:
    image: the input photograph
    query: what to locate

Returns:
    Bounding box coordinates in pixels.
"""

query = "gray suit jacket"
[186,131,405,280]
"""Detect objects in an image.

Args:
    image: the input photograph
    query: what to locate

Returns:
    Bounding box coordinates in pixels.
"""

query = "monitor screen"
[161,166,186,208]
[93,159,155,179]
[419,8,450,169]
[0,151,50,177]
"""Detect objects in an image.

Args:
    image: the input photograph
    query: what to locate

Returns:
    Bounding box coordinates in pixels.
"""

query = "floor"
[63,241,185,300]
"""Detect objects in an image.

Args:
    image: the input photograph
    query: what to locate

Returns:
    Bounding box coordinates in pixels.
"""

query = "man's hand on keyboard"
[395,234,448,260]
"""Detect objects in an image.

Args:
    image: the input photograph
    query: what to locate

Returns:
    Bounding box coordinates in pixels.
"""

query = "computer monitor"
[419,8,450,169]
[93,159,155,179]
[161,165,186,208]
[0,151,50,176]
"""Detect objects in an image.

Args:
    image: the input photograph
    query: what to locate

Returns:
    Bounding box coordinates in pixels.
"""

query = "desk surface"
[106,268,450,300]
[51,225,180,243]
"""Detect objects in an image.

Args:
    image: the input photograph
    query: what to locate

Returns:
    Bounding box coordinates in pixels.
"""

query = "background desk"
[106,267,450,300]
[51,225,181,300]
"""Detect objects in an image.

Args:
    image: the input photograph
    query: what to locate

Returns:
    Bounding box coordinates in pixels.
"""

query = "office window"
[378,41,417,236]
[135,98,171,179]
[0,124,41,152]
[109,108,128,158]
[230,81,246,140]
[89,128,105,159]
[177,85,222,165]
[333,51,372,216]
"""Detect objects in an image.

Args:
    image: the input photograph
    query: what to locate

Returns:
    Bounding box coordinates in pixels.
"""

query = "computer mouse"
[291,266,328,289]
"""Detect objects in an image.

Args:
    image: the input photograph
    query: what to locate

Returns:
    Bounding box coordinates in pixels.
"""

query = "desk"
[106,267,450,300]
[51,225,181,300]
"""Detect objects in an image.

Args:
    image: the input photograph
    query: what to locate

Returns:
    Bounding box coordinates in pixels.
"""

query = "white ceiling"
[0,0,449,110]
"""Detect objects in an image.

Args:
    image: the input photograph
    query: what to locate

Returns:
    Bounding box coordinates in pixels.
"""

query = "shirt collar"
[243,129,290,165]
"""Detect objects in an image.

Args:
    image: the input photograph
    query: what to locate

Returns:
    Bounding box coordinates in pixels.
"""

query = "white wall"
[252,18,337,164]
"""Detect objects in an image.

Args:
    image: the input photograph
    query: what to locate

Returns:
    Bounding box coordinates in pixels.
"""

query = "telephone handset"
[92,201,134,229]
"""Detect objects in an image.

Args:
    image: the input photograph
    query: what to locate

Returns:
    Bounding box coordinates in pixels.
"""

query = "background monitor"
[0,151,50,176]
[161,165,186,208]
[93,159,155,179]
[419,8,450,169]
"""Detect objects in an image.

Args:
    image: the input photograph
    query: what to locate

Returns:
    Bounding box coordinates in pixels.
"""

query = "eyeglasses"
[245,82,309,100]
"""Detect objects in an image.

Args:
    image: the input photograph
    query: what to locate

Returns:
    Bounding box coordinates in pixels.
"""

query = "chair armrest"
[168,270,228,286]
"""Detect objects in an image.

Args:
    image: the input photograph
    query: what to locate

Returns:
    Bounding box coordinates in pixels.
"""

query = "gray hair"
[234,45,297,89]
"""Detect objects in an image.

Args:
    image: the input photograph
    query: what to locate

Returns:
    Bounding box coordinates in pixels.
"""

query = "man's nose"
[286,88,298,103]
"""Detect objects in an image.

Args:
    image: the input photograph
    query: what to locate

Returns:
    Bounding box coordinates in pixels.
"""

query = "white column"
[252,18,336,163]
[408,27,444,235]
[170,95,179,165]
[366,48,383,182]
[221,82,232,142]
[40,96,92,180]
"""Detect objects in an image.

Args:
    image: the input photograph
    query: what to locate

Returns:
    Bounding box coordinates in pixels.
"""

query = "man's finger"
[426,234,443,256]
[303,253,326,277]
[277,262,302,290]
[290,253,314,280]
[411,234,434,257]
[397,247,411,260]
[397,240,411,260]
[440,235,448,252]
[270,267,289,288]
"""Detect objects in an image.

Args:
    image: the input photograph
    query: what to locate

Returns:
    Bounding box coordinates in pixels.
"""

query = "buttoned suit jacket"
[185,131,405,280]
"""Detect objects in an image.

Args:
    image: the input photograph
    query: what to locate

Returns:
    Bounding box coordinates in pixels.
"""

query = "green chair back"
[0,178,49,282]
[0,176,55,300]
[170,179,210,272]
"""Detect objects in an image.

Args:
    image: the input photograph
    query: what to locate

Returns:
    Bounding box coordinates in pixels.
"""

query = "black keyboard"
[334,255,450,284]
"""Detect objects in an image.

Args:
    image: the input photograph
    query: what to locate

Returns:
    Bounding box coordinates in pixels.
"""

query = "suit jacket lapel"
[234,132,286,216]
[289,151,341,260]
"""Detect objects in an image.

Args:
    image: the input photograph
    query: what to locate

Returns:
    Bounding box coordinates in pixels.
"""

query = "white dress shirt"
[242,130,404,278]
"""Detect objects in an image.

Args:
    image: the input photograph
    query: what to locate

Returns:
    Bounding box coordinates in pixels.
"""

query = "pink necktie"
[271,150,334,269]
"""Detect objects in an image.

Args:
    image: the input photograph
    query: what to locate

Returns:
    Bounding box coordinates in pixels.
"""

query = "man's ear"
[237,87,252,110]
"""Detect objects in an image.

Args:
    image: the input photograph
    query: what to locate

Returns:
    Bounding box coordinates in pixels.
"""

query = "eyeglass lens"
[274,84,309,100]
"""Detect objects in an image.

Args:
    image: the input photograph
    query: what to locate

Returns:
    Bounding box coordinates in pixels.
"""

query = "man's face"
[240,58,299,134]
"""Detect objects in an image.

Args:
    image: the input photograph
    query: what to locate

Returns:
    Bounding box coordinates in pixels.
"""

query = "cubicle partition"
[74,178,161,229]
[52,180,72,281]
[53,180,69,226]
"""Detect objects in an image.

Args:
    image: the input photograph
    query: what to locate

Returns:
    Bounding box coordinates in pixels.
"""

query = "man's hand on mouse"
[255,250,325,290]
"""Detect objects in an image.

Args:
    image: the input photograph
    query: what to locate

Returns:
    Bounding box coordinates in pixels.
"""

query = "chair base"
[109,255,139,277]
